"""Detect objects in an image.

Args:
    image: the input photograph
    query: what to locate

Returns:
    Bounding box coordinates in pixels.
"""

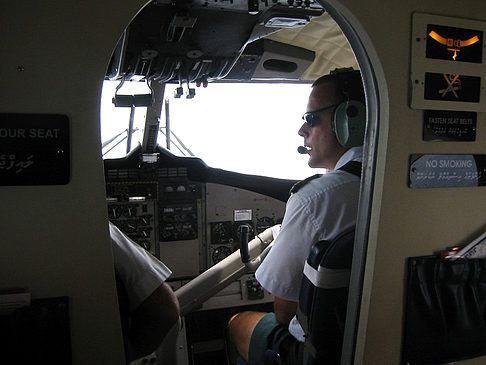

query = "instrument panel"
[205,182,283,267]
[104,148,288,280]
[107,199,157,255]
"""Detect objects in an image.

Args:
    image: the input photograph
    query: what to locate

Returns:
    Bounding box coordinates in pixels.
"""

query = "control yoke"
[175,226,276,316]
[239,225,251,263]
[239,224,273,271]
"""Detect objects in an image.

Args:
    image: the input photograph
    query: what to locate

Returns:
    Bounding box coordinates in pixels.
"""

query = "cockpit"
[100,1,360,364]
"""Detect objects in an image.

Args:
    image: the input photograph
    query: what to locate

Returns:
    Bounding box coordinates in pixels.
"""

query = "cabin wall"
[0,1,148,364]
[338,0,486,363]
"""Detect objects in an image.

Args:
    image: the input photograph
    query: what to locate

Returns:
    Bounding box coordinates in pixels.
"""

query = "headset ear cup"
[332,100,366,147]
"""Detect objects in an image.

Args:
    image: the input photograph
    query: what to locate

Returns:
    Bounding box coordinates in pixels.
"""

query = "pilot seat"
[262,227,355,365]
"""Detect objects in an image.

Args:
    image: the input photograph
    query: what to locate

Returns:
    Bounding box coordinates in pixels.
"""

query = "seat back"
[296,227,355,365]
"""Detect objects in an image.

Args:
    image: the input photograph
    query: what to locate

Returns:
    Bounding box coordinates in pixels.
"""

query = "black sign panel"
[0,113,70,185]
[424,73,481,103]
[426,24,483,63]
[423,110,476,141]
[409,154,486,188]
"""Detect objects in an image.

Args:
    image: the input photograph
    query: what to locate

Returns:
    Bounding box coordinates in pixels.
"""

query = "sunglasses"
[301,101,342,127]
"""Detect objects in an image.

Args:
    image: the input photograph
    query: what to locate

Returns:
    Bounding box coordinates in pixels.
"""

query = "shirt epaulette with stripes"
[289,161,362,194]
[290,174,322,194]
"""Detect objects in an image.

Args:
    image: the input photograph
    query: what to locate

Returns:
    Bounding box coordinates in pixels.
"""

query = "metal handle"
[239,224,251,263]
[175,226,276,316]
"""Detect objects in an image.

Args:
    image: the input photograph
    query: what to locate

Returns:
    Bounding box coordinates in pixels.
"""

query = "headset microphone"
[297,146,308,154]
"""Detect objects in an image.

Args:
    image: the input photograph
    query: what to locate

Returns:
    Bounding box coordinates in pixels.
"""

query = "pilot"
[110,222,180,363]
[227,68,365,364]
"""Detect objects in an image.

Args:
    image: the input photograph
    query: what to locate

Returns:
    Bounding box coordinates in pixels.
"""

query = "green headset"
[329,68,366,147]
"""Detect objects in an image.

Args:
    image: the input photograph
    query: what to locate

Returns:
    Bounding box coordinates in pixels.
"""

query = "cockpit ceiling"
[266,14,358,80]
[105,0,357,84]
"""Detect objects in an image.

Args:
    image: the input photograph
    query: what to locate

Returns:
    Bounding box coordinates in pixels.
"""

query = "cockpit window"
[100,81,318,180]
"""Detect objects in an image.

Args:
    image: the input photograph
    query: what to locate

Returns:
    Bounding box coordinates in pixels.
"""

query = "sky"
[100,80,323,180]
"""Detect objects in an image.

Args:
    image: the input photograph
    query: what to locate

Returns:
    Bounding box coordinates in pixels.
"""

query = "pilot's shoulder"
[290,174,322,194]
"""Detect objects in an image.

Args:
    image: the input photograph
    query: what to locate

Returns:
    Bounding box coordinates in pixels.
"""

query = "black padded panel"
[298,227,355,365]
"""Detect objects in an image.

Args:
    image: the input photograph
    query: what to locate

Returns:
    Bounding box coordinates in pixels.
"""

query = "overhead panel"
[106,1,326,84]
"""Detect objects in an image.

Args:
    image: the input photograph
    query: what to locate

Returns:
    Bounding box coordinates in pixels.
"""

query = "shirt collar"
[334,146,363,171]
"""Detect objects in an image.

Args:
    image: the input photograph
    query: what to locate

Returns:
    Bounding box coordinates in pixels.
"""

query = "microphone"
[297,146,308,154]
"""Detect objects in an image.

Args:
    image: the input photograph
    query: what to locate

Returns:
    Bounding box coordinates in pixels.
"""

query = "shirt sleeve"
[255,174,359,302]
[255,192,319,302]
[110,222,172,311]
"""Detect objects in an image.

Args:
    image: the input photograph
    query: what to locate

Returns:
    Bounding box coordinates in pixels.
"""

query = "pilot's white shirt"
[255,146,362,341]
[110,222,172,311]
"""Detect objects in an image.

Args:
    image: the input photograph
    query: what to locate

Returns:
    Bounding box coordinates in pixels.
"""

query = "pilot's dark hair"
[311,67,365,104]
